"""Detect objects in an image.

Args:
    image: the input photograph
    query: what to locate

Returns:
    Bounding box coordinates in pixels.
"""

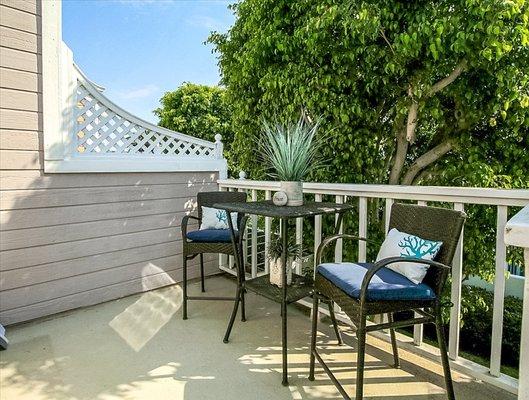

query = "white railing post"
[214,134,224,159]
[314,194,323,275]
[358,197,368,263]
[520,249,529,400]
[264,190,272,274]
[251,189,258,278]
[219,184,228,269]
[490,205,508,377]
[335,195,345,262]
[385,198,393,234]
[504,205,529,400]
[449,203,465,359]
[295,217,303,274]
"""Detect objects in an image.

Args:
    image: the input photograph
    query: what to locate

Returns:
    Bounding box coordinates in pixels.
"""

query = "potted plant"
[259,115,325,206]
[268,238,302,287]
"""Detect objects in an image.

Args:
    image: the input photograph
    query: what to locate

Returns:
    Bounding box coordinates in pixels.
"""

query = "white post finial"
[239,171,247,180]
[214,134,223,159]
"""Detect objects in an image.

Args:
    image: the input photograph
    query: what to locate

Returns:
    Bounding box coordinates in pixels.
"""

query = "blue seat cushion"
[317,262,436,301]
[186,229,237,243]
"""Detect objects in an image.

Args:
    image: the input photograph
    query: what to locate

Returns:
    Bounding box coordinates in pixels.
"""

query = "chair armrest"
[358,256,451,306]
[315,234,380,266]
[181,215,201,241]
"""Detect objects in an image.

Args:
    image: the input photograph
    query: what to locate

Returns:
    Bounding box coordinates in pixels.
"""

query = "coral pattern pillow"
[376,228,442,284]
[200,206,238,231]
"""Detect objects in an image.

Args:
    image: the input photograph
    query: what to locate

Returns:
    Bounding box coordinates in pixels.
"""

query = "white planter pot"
[269,257,293,287]
[280,181,303,206]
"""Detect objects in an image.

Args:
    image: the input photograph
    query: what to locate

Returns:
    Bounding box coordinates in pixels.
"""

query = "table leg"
[281,217,289,386]
[223,212,243,343]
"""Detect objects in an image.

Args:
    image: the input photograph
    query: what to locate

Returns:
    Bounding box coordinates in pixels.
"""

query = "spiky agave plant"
[259,115,325,182]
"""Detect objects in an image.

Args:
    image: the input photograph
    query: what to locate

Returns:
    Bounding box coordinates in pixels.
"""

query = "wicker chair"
[181,191,248,320]
[309,203,466,400]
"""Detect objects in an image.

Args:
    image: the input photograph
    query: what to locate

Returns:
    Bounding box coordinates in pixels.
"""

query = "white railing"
[218,177,529,396]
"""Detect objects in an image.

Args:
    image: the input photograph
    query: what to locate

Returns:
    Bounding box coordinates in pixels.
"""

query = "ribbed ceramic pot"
[269,257,293,287]
[280,181,303,206]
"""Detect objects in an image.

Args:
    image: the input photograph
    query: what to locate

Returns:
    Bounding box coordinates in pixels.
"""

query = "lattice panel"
[74,83,215,157]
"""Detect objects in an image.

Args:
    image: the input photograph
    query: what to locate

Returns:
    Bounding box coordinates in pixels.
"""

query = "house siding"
[0,0,219,325]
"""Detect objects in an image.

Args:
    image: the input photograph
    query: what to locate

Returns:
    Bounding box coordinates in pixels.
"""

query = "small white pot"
[280,181,303,206]
[269,257,293,287]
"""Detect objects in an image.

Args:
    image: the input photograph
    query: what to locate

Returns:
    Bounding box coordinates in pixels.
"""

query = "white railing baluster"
[218,185,228,270]
[521,260,529,400]
[314,194,323,276]
[449,203,465,359]
[296,217,303,274]
[264,190,272,274]
[334,195,345,262]
[358,197,368,263]
[504,206,529,400]
[414,200,428,346]
[251,189,258,278]
[385,198,393,234]
[490,205,508,377]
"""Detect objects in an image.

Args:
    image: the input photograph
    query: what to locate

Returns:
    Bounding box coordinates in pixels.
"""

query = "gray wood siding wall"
[0,0,219,325]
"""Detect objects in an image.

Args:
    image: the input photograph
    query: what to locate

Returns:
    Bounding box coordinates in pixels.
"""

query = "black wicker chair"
[181,191,248,320]
[309,203,466,400]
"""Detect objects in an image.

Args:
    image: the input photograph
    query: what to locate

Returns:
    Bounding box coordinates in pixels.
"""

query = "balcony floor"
[0,275,513,400]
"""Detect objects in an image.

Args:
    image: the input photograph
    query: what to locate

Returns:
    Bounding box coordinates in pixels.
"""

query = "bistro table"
[214,200,353,386]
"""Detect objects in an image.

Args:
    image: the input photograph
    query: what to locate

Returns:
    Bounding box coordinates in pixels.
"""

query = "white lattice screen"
[44,42,226,174]
[74,82,216,157]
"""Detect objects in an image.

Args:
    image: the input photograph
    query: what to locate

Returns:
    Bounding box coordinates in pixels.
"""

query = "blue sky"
[62,0,234,122]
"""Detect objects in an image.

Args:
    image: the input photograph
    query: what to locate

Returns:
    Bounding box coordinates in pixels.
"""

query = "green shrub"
[459,285,522,368]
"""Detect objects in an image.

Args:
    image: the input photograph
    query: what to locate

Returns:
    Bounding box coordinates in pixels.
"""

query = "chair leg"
[327,301,343,345]
[182,255,188,320]
[241,288,246,322]
[355,317,367,400]
[388,313,400,368]
[309,293,319,381]
[435,311,456,400]
[200,253,205,292]
[223,284,242,343]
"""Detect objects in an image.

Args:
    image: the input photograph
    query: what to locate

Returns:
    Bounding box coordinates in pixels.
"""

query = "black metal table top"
[213,200,353,218]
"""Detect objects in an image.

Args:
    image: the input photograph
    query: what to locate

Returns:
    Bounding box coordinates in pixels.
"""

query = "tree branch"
[401,139,455,185]
[379,28,396,56]
[404,60,467,145]
[406,100,419,142]
[427,60,467,97]
[388,124,409,184]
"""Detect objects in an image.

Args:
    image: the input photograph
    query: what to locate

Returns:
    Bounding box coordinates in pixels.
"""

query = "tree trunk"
[388,126,408,185]
[401,139,455,185]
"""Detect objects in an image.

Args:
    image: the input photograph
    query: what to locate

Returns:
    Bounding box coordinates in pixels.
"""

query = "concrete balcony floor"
[0,275,513,400]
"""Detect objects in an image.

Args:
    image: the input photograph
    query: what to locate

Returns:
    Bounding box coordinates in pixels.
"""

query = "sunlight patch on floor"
[108,285,182,352]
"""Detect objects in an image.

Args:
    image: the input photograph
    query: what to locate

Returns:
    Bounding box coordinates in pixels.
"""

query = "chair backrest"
[388,203,466,295]
[197,191,247,225]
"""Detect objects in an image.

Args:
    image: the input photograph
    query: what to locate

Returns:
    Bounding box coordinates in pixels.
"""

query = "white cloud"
[118,84,159,100]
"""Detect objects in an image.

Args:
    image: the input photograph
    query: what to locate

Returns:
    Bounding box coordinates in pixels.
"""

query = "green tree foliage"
[208,0,529,279]
[209,0,528,186]
[154,83,235,165]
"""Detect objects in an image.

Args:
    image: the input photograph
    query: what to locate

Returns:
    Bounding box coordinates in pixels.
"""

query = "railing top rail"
[217,179,529,207]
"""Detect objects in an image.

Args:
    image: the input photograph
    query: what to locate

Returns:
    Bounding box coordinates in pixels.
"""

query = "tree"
[208,0,529,280]
[209,0,528,186]
[154,83,235,165]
